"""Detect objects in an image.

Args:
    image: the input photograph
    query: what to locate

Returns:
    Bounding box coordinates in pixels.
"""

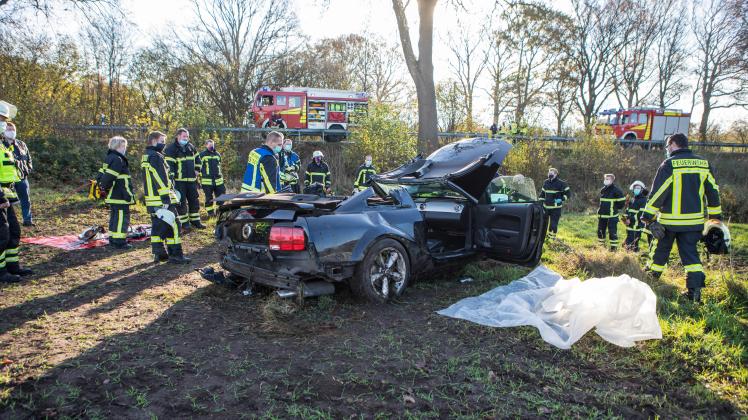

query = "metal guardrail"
[53,125,748,150]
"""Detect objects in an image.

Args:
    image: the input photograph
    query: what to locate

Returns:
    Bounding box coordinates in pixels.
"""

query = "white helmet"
[312,150,324,158]
[0,101,17,119]
[629,180,646,191]
[155,208,176,226]
[702,219,731,255]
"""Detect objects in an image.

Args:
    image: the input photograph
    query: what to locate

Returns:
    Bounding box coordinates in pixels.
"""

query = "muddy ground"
[0,191,742,419]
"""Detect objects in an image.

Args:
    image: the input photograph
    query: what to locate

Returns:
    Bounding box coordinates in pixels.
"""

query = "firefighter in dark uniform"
[641,133,721,302]
[279,138,300,193]
[98,136,135,250]
[241,131,283,193]
[164,128,205,230]
[142,131,190,264]
[539,167,569,240]
[623,180,648,252]
[198,139,225,217]
[305,150,332,194]
[353,155,377,192]
[0,185,19,283]
[0,130,32,277]
[597,173,625,250]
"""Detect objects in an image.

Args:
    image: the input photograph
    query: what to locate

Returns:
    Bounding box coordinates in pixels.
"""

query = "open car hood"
[215,192,343,211]
[373,137,512,201]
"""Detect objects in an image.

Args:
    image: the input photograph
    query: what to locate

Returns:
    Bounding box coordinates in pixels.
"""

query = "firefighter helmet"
[0,101,17,119]
[629,180,646,191]
[702,219,730,255]
[312,150,324,158]
[155,208,176,226]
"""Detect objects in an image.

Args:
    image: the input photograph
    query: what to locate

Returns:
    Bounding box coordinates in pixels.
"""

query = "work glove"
[647,221,666,240]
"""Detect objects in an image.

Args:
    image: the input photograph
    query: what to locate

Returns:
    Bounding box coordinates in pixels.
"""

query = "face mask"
[3,130,15,140]
[548,173,555,179]
[365,160,372,167]
[284,144,292,152]
[155,143,166,152]
[118,147,127,155]
[207,145,214,151]
[314,157,321,164]
[0,122,6,132]
[178,139,188,146]
[603,179,612,186]
[665,147,671,158]
[273,145,282,154]
[633,188,642,196]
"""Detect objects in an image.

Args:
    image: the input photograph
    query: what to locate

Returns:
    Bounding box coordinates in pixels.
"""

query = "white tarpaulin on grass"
[437,265,662,349]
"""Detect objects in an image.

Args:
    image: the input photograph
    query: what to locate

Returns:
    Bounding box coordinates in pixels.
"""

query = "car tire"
[351,238,410,303]
[325,124,345,142]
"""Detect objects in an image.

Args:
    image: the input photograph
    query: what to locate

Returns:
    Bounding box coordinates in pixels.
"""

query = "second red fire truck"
[597,107,691,144]
[249,87,368,142]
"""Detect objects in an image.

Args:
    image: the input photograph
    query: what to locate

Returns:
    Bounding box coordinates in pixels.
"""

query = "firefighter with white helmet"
[141,131,191,264]
[305,150,331,195]
[623,180,648,252]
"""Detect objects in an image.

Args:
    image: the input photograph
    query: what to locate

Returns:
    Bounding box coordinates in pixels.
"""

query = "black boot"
[191,220,207,229]
[108,239,133,250]
[167,245,191,264]
[7,262,33,276]
[181,223,192,233]
[683,288,702,303]
[0,268,22,283]
[152,243,169,263]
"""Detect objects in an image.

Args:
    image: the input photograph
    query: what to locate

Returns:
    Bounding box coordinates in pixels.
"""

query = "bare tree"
[485,30,512,126]
[392,0,439,152]
[174,0,298,126]
[447,23,487,131]
[350,35,408,104]
[546,59,577,136]
[571,0,627,129]
[654,4,689,108]
[81,7,133,124]
[501,2,571,124]
[611,0,668,108]
[692,0,747,140]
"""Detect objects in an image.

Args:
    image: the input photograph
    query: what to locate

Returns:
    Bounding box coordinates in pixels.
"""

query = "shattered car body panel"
[211,138,547,301]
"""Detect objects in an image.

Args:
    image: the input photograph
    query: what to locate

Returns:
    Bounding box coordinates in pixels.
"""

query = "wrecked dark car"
[209,138,547,302]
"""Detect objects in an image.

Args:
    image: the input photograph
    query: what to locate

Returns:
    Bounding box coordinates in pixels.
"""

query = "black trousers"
[649,229,705,289]
[624,228,641,252]
[175,181,200,225]
[0,206,9,272]
[148,205,181,254]
[545,208,562,239]
[597,216,619,249]
[202,183,226,216]
[5,205,21,265]
[108,204,130,243]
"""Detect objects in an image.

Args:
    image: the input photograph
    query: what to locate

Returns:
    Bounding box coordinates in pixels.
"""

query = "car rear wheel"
[351,239,410,303]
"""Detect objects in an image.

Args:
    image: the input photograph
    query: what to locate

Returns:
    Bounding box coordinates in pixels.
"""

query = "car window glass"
[486,175,537,204]
[262,95,273,106]
[639,113,648,124]
[289,96,301,108]
[276,95,287,106]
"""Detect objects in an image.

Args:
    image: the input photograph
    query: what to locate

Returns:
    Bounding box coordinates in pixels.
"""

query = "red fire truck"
[249,87,368,141]
[597,107,691,144]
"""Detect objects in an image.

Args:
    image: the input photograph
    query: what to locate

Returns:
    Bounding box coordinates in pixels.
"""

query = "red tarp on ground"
[21,225,150,250]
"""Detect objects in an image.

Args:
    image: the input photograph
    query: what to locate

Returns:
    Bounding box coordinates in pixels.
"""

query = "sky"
[32,0,748,130]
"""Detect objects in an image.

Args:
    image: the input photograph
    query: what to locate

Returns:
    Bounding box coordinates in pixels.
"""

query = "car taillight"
[268,226,306,251]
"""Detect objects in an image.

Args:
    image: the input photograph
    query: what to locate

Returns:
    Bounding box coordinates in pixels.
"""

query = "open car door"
[473,176,547,266]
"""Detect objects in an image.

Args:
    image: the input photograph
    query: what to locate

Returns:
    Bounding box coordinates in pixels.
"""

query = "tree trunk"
[392,0,439,153]
[699,100,711,141]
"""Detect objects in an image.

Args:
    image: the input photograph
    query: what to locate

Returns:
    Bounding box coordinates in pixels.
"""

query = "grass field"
[0,189,745,418]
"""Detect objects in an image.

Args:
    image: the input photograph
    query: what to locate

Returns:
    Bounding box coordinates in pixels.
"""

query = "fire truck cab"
[597,107,691,144]
[250,87,368,142]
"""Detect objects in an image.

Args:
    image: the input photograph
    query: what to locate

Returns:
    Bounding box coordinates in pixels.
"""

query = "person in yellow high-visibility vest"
[0,109,32,277]
[241,131,283,194]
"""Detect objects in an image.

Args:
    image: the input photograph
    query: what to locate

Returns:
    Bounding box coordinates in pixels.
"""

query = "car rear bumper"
[222,254,302,290]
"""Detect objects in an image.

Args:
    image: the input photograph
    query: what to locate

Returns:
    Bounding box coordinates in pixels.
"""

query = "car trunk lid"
[374,138,512,201]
